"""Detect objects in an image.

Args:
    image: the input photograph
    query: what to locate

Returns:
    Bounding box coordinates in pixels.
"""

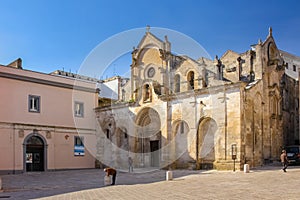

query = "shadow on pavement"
[3,165,300,199]
[0,169,202,200]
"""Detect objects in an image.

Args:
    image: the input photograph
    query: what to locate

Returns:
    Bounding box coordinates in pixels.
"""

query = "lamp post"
[231,144,237,172]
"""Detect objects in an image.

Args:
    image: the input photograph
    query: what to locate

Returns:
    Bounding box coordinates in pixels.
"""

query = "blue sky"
[0,0,300,78]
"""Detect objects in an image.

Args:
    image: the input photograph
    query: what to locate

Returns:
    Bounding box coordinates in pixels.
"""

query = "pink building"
[0,59,98,174]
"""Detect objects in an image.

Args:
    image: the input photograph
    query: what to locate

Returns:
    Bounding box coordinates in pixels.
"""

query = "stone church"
[95,28,299,170]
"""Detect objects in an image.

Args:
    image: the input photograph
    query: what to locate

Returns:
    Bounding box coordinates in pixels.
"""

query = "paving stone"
[1,166,300,199]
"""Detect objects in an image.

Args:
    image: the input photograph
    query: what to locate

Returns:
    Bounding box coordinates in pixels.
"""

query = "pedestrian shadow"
[250,164,300,171]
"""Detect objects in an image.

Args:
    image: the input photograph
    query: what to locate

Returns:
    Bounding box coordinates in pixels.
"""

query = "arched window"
[267,42,277,65]
[187,71,194,90]
[106,129,110,139]
[143,84,151,102]
[174,120,189,135]
[175,74,180,93]
[27,136,43,145]
[180,121,186,134]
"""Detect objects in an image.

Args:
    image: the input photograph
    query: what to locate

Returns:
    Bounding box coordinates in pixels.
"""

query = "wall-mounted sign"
[74,136,85,156]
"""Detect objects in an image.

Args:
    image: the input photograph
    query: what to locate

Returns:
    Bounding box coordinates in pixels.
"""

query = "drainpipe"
[13,124,16,174]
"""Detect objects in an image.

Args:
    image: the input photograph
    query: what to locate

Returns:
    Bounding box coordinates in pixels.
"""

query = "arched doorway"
[173,120,189,168]
[23,133,47,172]
[197,117,218,169]
[135,107,161,167]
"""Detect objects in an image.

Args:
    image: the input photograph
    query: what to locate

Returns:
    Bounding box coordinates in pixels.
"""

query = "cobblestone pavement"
[1,164,300,200]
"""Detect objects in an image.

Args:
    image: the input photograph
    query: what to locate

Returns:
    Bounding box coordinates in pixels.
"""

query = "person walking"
[128,157,133,173]
[104,167,117,185]
[280,150,289,172]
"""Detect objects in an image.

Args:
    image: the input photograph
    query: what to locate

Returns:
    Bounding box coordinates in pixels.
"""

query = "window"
[187,71,194,90]
[180,121,184,134]
[143,84,151,102]
[293,65,296,72]
[176,120,189,135]
[28,95,40,113]
[106,129,110,139]
[74,102,84,117]
[147,67,155,78]
[74,136,84,156]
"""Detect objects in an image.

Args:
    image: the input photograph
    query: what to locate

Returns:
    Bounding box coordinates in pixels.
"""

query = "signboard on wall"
[74,145,85,156]
[74,136,85,156]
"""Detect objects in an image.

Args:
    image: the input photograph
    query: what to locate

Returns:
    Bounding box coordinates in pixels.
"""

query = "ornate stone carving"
[131,47,138,67]
[46,131,52,139]
[18,129,24,138]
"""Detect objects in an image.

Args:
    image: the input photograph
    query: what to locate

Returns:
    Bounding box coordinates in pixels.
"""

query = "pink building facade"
[0,61,98,174]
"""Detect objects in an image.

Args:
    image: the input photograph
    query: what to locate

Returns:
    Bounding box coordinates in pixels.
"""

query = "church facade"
[1,28,298,174]
[95,28,299,170]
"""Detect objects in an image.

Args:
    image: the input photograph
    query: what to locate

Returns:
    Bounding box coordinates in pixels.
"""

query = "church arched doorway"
[197,117,218,169]
[24,133,47,172]
[135,107,161,167]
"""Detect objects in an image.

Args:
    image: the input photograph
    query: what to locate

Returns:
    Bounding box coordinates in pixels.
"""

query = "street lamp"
[231,144,237,172]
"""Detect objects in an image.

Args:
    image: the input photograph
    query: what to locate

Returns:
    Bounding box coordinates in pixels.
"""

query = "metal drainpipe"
[13,124,16,174]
